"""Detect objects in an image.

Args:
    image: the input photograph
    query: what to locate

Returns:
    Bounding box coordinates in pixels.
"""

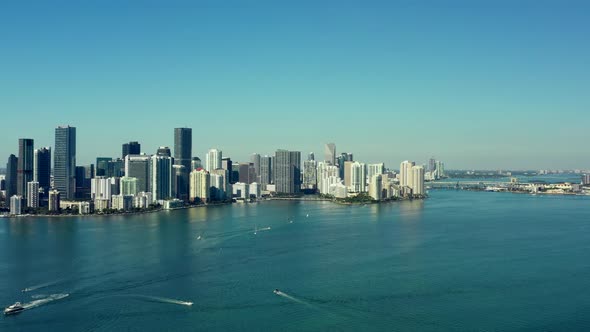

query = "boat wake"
[22,280,64,293]
[274,290,314,308]
[22,293,69,310]
[136,295,193,306]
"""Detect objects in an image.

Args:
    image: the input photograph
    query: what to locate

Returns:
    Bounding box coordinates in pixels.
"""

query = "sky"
[1,0,589,170]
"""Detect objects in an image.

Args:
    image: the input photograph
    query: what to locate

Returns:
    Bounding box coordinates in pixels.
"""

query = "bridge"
[427,181,514,190]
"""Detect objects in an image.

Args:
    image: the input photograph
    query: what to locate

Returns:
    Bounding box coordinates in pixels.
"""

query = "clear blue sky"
[1,0,589,170]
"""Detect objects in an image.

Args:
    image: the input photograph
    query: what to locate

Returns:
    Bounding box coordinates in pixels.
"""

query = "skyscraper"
[324,143,336,165]
[259,156,272,189]
[337,152,353,179]
[122,141,141,160]
[5,154,18,202]
[250,153,261,181]
[34,147,51,193]
[367,163,385,182]
[274,150,301,194]
[17,138,34,200]
[96,157,111,176]
[125,155,150,192]
[27,181,39,208]
[120,176,138,196]
[428,157,436,173]
[172,164,188,201]
[190,168,210,203]
[350,162,367,193]
[308,152,315,161]
[54,126,76,200]
[303,160,317,189]
[412,165,425,196]
[150,154,173,202]
[369,174,383,200]
[400,160,416,194]
[206,149,222,172]
[191,157,202,170]
[174,128,192,170]
[156,146,171,157]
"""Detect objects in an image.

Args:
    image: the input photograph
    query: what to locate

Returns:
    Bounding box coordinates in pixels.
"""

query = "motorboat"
[4,302,24,315]
[273,289,280,294]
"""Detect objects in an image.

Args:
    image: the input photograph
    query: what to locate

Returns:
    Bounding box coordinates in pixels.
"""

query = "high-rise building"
[350,162,367,193]
[274,150,301,194]
[412,165,425,196]
[150,154,173,202]
[238,163,257,184]
[122,141,141,160]
[343,161,354,188]
[191,157,202,170]
[106,158,124,177]
[206,149,222,172]
[190,168,210,203]
[251,153,261,180]
[112,194,133,211]
[95,157,111,176]
[172,164,188,201]
[259,156,272,189]
[48,190,60,212]
[428,158,436,173]
[27,181,40,208]
[34,147,51,193]
[156,146,171,157]
[337,152,353,179]
[367,163,385,183]
[174,128,192,168]
[317,161,341,195]
[10,195,23,215]
[435,161,445,178]
[75,165,92,200]
[583,174,590,185]
[54,126,76,200]
[125,155,150,192]
[17,138,34,201]
[221,157,233,182]
[91,176,113,201]
[303,160,317,189]
[324,143,336,165]
[308,152,315,161]
[369,174,383,200]
[399,161,416,190]
[211,168,230,200]
[120,176,138,196]
[5,154,18,202]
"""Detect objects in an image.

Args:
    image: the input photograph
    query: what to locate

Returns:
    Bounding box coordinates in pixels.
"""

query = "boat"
[273,289,280,294]
[4,302,24,315]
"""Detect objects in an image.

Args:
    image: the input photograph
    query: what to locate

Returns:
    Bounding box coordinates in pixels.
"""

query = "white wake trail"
[22,293,69,310]
[139,295,193,306]
[22,279,64,292]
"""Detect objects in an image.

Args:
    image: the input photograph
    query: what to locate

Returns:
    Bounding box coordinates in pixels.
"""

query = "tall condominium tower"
[17,138,34,200]
[150,154,173,202]
[174,128,192,170]
[324,143,336,165]
[5,154,18,201]
[259,156,272,189]
[122,141,141,159]
[274,150,301,194]
[399,160,416,191]
[34,147,51,193]
[54,126,76,200]
[250,153,261,180]
[206,149,222,172]
[412,165,425,196]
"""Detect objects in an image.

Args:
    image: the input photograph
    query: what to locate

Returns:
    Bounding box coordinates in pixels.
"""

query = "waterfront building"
[324,143,336,165]
[369,174,383,201]
[344,161,354,188]
[400,161,416,194]
[210,173,225,201]
[133,192,153,209]
[367,163,385,182]
[33,147,51,193]
[172,164,188,201]
[412,165,425,196]
[95,198,110,211]
[125,154,150,193]
[583,174,590,185]
[274,150,301,194]
[17,138,34,201]
[27,181,39,208]
[350,162,367,193]
[150,154,173,202]
[303,160,318,189]
[259,156,272,189]
[120,176,138,196]
[206,149,222,172]
[54,126,76,200]
[190,168,210,203]
[91,177,113,202]
[251,153,261,181]
[232,182,249,199]
[249,183,261,198]
[211,168,230,200]
[48,190,60,212]
[122,141,141,159]
[10,195,23,215]
[317,161,341,195]
[112,194,133,211]
[5,154,18,202]
[329,183,348,198]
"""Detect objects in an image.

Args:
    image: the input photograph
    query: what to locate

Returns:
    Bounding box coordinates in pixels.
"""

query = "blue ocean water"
[1,190,590,331]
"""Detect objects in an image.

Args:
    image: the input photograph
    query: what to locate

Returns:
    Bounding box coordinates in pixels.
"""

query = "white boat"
[4,302,24,315]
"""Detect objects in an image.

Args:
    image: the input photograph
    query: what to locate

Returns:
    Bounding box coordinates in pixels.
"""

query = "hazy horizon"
[1,1,589,169]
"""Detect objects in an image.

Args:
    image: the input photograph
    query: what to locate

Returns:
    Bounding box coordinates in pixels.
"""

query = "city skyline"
[1,1,590,169]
